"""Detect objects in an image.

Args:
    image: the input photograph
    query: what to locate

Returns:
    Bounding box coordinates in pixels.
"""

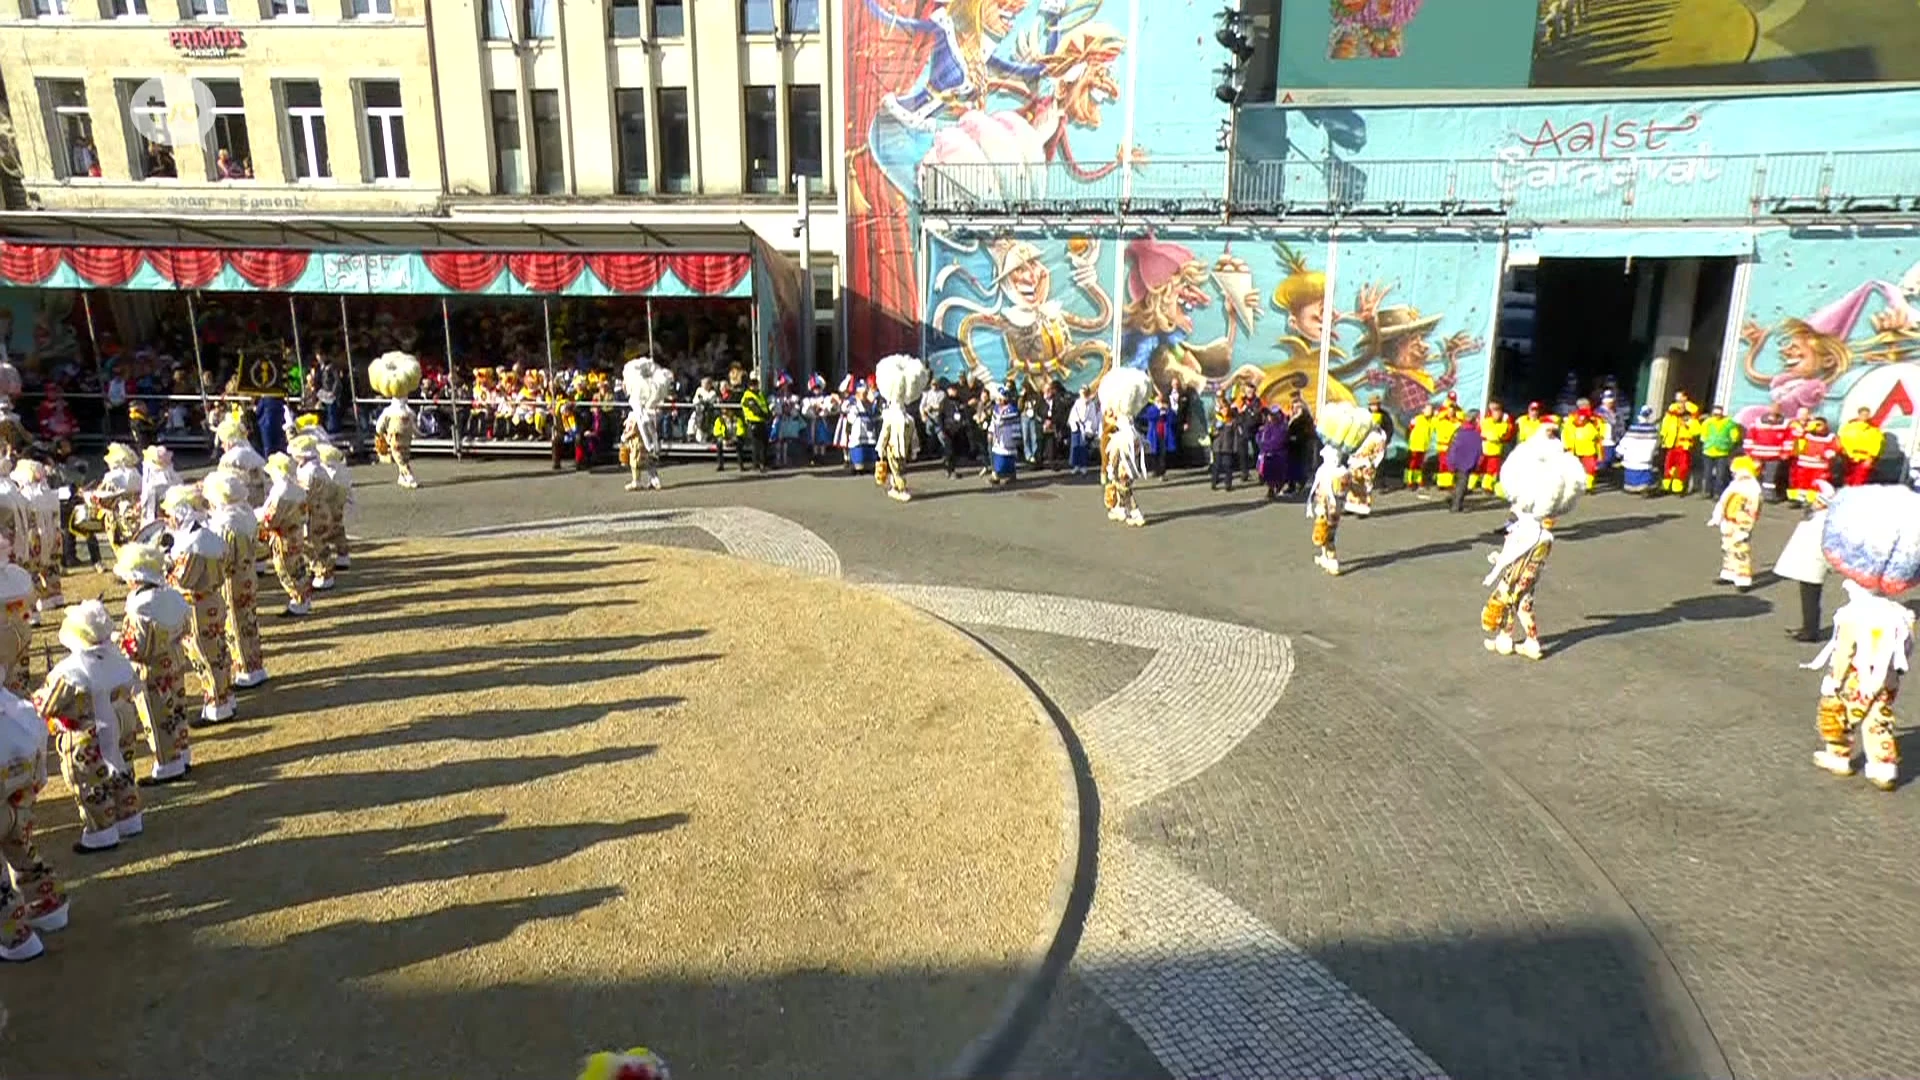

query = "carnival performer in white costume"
[1099,367,1152,527]
[10,461,61,615]
[0,560,29,695]
[0,476,23,601]
[1482,426,1587,660]
[621,357,673,492]
[291,436,339,591]
[215,409,269,509]
[316,443,353,572]
[874,354,931,502]
[1807,485,1920,791]
[1307,447,1350,575]
[85,443,145,552]
[139,445,179,528]
[161,486,235,723]
[1345,424,1389,516]
[1,683,63,961]
[261,453,312,617]
[0,360,22,473]
[113,542,192,784]
[35,601,142,853]
[204,472,266,688]
[370,351,423,490]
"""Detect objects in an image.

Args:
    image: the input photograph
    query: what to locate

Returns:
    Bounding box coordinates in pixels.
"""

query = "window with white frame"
[610,0,641,38]
[651,0,682,38]
[360,80,408,181]
[270,0,310,15]
[743,85,778,193]
[484,0,511,39]
[490,89,525,194]
[787,84,824,193]
[740,0,774,35]
[614,89,648,194]
[281,80,330,181]
[40,79,97,180]
[31,0,70,15]
[204,79,252,180]
[190,0,229,17]
[111,0,148,14]
[531,89,564,194]
[119,78,176,180]
[350,0,392,16]
[785,0,819,33]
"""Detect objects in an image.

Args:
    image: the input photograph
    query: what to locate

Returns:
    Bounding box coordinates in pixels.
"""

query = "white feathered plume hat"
[623,357,674,411]
[213,409,251,451]
[368,350,424,400]
[58,600,115,654]
[103,442,140,470]
[1097,368,1153,421]
[1499,429,1587,521]
[874,354,931,406]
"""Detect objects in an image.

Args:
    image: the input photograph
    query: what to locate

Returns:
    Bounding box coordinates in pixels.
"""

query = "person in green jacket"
[739,378,771,474]
[1699,405,1743,499]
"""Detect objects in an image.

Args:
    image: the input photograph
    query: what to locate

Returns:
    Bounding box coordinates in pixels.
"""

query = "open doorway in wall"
[1488,256,1737,414]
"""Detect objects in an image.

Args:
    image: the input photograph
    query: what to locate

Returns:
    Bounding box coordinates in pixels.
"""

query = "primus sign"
[168,27,247,58]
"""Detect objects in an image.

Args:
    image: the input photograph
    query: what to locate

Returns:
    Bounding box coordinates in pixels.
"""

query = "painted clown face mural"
[1737,273,1920,427]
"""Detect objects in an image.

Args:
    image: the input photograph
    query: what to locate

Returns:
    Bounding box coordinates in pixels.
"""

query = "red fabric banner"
[65,247,145,287]
[227,250,310,291]
[150,248,225,289]
[665,253,750,296]
[423,252,507,292]
[0,243,63,286]
[506,252,585,293]
[583,253,668,294]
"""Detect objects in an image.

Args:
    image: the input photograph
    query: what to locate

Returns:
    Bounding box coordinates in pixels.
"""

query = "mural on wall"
[922,229,1496,442]
[844,0,1229,374]
[1329,0,1427,60]
[1731,231,1920,432]
[0,287,83,370]
[1532,0,1920,88]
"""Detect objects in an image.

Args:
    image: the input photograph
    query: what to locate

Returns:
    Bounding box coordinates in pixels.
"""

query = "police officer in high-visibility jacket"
[1432,394,1466,490]
[1404,402,1436,493]
[1473,403,1514,492]
[1837,406,1885,487]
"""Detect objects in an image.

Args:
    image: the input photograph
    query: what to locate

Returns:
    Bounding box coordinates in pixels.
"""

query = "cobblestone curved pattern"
[450,507,844,578]
[462,507,1448,1079]
[881,585,1447,1080]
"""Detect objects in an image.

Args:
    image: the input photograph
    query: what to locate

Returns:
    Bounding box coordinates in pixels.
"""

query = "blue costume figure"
[862,0,1064,198]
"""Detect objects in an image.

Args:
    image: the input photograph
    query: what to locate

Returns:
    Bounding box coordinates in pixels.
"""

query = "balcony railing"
[916,149,1920,223]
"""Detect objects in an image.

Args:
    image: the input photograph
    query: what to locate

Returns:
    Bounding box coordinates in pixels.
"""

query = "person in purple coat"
[1141,390,1181,479]
[1448,410,1484,513]
[1257,405,1289,499]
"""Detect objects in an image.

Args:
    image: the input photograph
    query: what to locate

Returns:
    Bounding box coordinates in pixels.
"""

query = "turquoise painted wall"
[1277,0,1537,91]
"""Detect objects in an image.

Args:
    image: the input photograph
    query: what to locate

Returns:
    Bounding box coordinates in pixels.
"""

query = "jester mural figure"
[1341,294,1482,435]
[621,357,674,492]
[1098,366,1151,527]
[1259,243,1357,411]
[935,237,1113,391]
[1737,277,1920,427]
[371,351,424,490]
[874,354,932,502]
[1481,426,1587,661]
[1807,485,1920,792]
[1121,236,1262,394]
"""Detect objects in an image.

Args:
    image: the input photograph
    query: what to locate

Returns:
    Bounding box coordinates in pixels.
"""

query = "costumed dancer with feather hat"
[0,557,29,694]
[621,357,673,492]
[874,354,931,502]
[10,461,62,616]
[1806,485,1920,791]
[1481,424,1587,660]
[370,351,423,490]
[214,410,269,509]
[35,600,143,854]
[1309,403,1372,576]
[113,541,192,785]
[1099,367,1152,527]
[161,486,235,723]
[204,472,266,688]
[290,436,339,592]
[139,445,178,528]
[316,442,353,573]
[89,443,145,552]
[260,453,313,616]
[0,679,63,961]
[1345,420,1388,517]
[1708,456,1763,590]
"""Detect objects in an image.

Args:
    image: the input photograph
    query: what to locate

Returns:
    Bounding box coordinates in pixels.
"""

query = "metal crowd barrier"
[353,397,759,458]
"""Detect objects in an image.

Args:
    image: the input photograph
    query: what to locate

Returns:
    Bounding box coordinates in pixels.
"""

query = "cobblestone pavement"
[352,455,1920,1080]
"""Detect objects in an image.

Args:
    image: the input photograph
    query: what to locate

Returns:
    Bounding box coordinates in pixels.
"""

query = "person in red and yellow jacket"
[1788,416,1838,502]
[1473,402,1514,491]
[1742,405,1792,502]
[1404,402,1435,492]
[1562,398,1604,490]
[1658,402,1700,494]
[1837,406,1885,487]
[1433,393,1466,490]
